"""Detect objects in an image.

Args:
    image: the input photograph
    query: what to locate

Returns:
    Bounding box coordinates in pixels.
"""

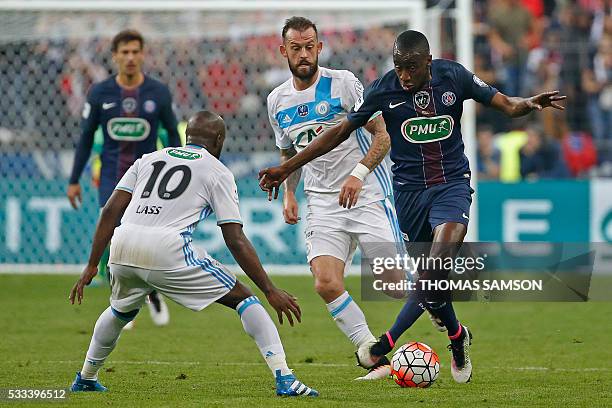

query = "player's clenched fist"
[283,193,300,224]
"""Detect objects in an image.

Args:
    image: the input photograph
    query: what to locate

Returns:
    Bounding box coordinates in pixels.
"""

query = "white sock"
[80,306,130,380]
[326,291,376,347]
[237,296,291,377]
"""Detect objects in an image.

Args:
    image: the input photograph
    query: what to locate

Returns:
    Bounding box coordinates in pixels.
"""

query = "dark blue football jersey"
[347,59,498,190]
[69,75,181,206]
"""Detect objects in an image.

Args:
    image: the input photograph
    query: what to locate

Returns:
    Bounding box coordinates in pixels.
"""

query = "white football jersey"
[267,67,392,207]
[110,145,241,270]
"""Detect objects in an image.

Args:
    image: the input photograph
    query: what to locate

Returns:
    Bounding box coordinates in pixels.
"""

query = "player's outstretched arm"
[490,90,566,118]
[69,189,132,305]
[220,223,301,326]
[280,147,301,224]
[339,115,391,209]
[259,118,359,200]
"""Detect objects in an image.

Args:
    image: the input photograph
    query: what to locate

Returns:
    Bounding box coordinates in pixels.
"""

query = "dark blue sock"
[388,298,425,343]
[426,301,460,338]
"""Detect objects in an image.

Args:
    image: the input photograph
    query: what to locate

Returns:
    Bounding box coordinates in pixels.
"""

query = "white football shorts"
[109,256,236,313]
[304,196,404,267]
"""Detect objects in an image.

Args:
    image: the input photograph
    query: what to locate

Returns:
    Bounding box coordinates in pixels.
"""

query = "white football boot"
[147,292,170,326]
[428,310,447,332]
[448,325,473,383]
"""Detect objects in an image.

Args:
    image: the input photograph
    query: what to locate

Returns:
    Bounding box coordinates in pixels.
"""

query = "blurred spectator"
[474,52,510,133]
[477,126,501,180]
[520,125,570,180]
[498,120,529,183]
[582,34,612,142]
[561,130,598,176]
[488,0,534,96]
[558,4,592,132]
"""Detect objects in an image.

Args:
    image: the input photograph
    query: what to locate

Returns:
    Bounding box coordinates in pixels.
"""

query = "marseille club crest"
[414,91,430,110]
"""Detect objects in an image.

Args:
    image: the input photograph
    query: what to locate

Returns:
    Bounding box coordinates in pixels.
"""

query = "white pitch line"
[6,361,612,371]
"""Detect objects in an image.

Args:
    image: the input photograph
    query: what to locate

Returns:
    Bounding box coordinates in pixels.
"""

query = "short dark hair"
[111,29,144,52]
[281,16,318,41]
[394,30,430,55]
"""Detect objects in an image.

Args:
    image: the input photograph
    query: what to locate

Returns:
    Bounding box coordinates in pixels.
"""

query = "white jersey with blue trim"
[109,145,242,270]
[267,67,392,206]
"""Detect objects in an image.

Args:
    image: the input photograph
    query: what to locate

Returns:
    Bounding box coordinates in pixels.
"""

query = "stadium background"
[0,0,610,272]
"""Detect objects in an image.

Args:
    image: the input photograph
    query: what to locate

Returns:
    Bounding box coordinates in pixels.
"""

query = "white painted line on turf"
[8,361,612,371]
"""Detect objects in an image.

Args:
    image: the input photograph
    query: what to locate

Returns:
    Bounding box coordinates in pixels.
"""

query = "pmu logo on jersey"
[167,149,202,160]
[401,115,454,143]
[297,104,309,117]
[107,117,151,141]
[414,91,431,110]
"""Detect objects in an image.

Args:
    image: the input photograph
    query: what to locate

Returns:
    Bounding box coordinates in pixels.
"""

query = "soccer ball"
[390,342,440,388]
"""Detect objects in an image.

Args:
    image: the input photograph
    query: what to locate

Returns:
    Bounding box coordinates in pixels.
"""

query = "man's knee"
[311,258,345,300]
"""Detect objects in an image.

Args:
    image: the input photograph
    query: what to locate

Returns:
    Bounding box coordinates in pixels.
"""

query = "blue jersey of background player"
[67,30,180,209]
[66,29,180,327]
[259,30,566,384]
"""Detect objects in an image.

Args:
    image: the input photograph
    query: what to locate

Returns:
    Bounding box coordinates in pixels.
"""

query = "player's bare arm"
[259,118,358,199]
[490,90,566,118]
[69,189,132,305]
[280,147,302,223]
[220,222,301,326]
[339,115,391,209]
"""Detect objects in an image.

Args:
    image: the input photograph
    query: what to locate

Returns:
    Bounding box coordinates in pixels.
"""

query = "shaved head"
[186,111,226,158]
[393,30,430,57]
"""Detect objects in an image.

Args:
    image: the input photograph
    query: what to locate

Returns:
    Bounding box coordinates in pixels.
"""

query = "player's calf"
[219,281,319,396]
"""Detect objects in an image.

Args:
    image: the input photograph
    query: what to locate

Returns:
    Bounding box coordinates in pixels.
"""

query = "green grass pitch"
[1,274,611,407]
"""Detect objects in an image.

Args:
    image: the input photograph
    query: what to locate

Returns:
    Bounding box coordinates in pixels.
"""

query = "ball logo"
[144,100,156,113]
[414,91,431,110]
[315,101,329,116]
[442,91,456,106]
[122,97,137,113]
[297,104,309,117]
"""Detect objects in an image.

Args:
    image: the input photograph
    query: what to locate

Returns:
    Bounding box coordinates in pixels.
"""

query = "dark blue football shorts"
[394,181,474,242]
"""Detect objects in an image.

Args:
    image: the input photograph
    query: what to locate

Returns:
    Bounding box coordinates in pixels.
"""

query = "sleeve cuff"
[115,186,133,193]
[217,219,243,226]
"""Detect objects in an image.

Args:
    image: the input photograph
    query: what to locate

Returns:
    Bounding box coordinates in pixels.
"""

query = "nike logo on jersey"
[389,101,407,109]
[462,213,470,220]
[102,102,116,110]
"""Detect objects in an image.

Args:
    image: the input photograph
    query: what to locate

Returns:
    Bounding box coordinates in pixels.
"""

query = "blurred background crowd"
[0,0,610,182]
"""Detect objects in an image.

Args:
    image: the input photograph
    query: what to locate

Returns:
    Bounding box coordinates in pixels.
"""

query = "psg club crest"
[441,91,456,106]
[297,104,309,117]
[144,100,156,113]
[122,97,137,113]
[414,91,430,110]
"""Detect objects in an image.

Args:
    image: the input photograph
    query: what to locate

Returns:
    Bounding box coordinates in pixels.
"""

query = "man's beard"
[288,57,318,81]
